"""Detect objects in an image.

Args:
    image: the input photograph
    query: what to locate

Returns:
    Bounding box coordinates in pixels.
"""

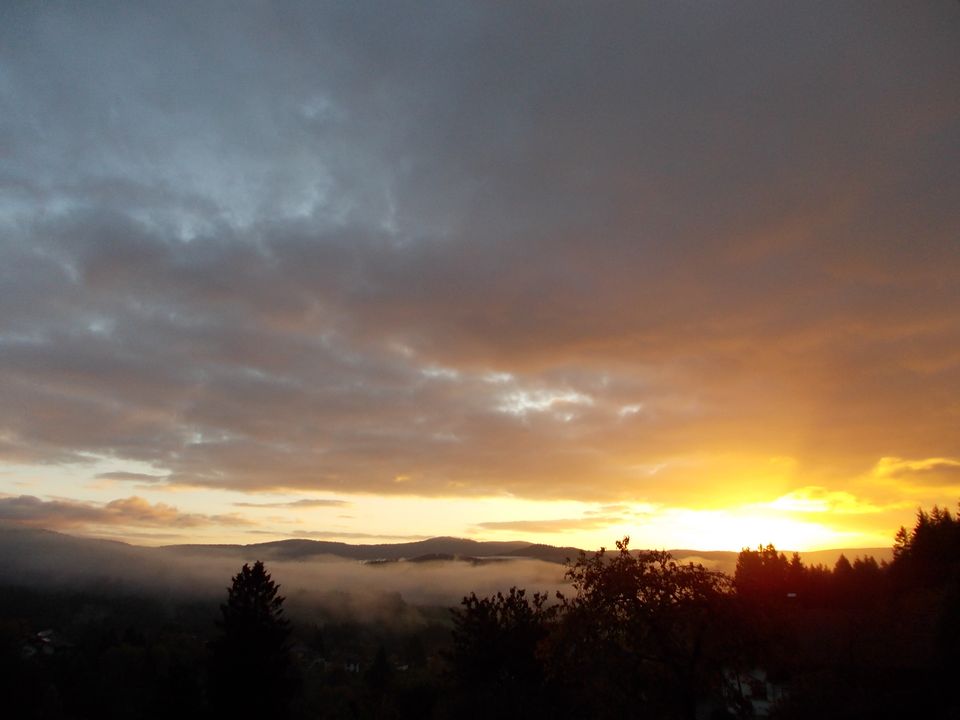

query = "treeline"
[0,578,450,720]
[1,504,958,718]
[725,506,959,719]
[443,505,960,719]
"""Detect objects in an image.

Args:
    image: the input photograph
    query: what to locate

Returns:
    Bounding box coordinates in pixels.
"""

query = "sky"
[0,1,958,552]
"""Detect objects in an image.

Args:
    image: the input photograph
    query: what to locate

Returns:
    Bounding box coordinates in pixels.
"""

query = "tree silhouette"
[209,561,295,719]
[734,544,791,606]
[447,587,555,718]
[891,504,960,589]
[552,538,734,720]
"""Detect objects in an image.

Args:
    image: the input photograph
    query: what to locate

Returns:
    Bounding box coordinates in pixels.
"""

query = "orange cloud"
[0,495,249,530]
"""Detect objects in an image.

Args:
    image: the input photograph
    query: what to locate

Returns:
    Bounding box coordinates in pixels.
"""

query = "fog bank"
[0,525,569,622]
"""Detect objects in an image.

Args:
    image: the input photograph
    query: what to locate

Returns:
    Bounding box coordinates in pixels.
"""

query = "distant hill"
[231,536,534,562]
[0,522,893,584]
[169,536,892,572]
[504,543,584,564]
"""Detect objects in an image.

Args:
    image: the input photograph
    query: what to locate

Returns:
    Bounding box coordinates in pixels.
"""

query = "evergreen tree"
[734,544,791,604]
[891,504,960,588]
[209,561,295,719]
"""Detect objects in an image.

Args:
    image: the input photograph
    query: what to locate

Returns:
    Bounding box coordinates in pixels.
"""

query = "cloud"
[0,2,956,512]
[496,389,594,417]
[0,495,249,530]
[95,471,170,483]
[767,487,889,515]
[476,516,626,535]
[871,457,960,488]
[233,498,350,509]
[244,529,431,542]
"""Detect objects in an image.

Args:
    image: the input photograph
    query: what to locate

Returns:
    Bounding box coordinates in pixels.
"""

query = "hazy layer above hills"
[0,523,892,609]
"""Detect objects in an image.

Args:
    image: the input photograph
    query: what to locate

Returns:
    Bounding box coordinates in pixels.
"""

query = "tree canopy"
[448,538,734,720]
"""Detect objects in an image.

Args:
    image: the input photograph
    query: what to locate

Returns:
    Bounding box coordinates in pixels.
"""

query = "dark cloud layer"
[0,2,957,505]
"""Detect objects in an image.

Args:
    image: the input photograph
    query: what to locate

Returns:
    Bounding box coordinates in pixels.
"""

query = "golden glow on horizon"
[468,504,876,553]
[1,453,954,552]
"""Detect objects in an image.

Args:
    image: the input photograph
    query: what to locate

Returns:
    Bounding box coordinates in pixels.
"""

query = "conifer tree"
[209,561,295,719]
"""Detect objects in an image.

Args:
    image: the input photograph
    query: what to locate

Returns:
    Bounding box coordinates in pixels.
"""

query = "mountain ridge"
[158,534,893,570]
[0,522,893,573]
